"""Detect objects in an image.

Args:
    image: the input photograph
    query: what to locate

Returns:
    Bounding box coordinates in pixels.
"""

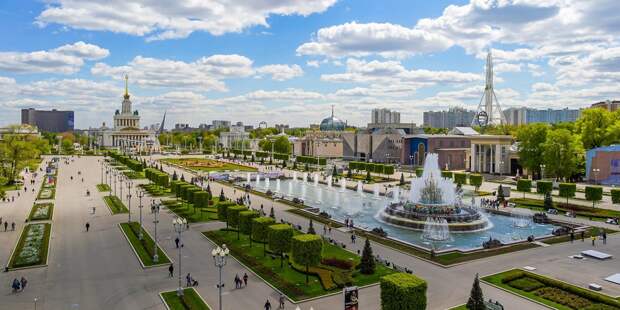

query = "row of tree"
[348,161,395,175]
[516,179,605,207]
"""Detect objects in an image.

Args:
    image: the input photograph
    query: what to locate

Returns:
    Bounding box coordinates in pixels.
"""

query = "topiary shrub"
[415,168,424,177]
[611,189,620,205]
[441,171,453,179]
[268,224,293,268]
[239,210,260,245]
[454,173,467,186]
[536,181,552,195]
[585,186,603,208]
[558,183,576,206]
[291,234,323,284]
[251,217,275,256]
[469,174,483,192]
[380,273,427,310]
[516,179,532,198]
[227,205,248,239]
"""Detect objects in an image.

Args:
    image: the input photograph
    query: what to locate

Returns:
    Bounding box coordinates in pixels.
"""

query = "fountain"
[288,181,293,194]
[340,178,346,192]
[373,184,380,198]
[293,171,297,181]
[255,173,260,186]
[317,188,322,203]
[379,153,489,232]
[357,181,363,194]
[392,188,400,203]
[314,173,319,187]
[302,172,308,183]
[513,215,531,228]
[422,218,451,241]
[247,172,251,184]
[276,179,281,193]
[327,175,332,188]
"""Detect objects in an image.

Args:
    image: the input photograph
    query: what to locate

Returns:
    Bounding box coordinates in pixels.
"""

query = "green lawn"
[28,203,54,221]
[120,222,170,267]
[161,158,257,172]
[204,229,394,301]
[103,195,129,214]
[8,223,51,269]
[96,183,111,192]
[482,269,620,310]
[37,177,56,200]
[510,197,620,221]
[161,288,211,310]
[162,199,219,223]
[0,183,22,192]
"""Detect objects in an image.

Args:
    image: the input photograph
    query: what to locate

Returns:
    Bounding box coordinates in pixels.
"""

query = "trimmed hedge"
[268,224,294,267]
[108,152,143,172]
[516,179,532,193]
[585,186,603,206]
[216,201,236,224]
[415,168,424,177]
[252,217,275,255]
[297,156,326,165]
[348,161,395,175]
[611,189,620,204]
[453,173,467,185]
[380,273,427,310]
[226,206,248,230]
[291,234,323,283]
[469,174,483,190]
[536,181,552,194]
[239,210,260,235]
[441,171,453,179]
[558,183,576,204]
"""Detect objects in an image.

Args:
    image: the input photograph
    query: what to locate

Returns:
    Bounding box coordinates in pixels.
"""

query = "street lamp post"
[593,168,600,184]
[540,164,546,180]
[119,175,124,203]
[126,180,133,223]
[173,217,188,296]
[113,171,117,196]
[499,161,504,177]
[137,190,144,240]
[100,160,104,184]
[409,155,414,177]
[151,201,160,263]
[212,245,230,310]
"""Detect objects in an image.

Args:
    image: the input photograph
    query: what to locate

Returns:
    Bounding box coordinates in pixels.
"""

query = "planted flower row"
[28,203,53,221]
[9,223,51,269]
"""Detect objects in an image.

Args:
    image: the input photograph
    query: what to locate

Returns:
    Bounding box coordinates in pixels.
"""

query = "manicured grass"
[161,288,211,310]
[28,203,54,221]
[122,170,145,179]
[96,183,111,192]
[204,229,394,301]
[447,305,467,310]
[0,183,22,192]
[510,197,620,220]
[119,222,170,267]
[161,158,257,172]
[482,269,620,310]
[103,195,129,214]
[163,199,219,223]
[8,223,51,269]
[139,183,173,197]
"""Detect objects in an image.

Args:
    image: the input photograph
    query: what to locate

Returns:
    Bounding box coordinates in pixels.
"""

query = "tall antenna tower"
[472,51,506,126]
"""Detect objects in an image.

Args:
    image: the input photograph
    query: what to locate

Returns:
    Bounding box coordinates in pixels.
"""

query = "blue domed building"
[319,106,346,131]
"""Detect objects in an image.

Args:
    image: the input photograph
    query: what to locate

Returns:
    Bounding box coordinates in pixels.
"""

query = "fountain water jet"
[373,184,380,198]
[422,217,451,241]
[340,178,346,192]
[357,181,363,194]
[293,171,297,181]
[327,175,332,188]
[275,179,280,192]
[246,173,251,184]
[314,173,319,187]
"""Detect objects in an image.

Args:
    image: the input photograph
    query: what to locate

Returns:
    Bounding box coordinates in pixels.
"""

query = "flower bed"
[119,222,170,267]
[103,195,128,214]
[160,288,211,310]
[96,184,111,192]
[28,203,54,221]
[8,223,51,269]
[483,269,620,310]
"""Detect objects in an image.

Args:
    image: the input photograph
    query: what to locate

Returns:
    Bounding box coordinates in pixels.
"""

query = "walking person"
[168,264,174,277]
[591,235,596,246]
[85,222,90,232]
[11,222,15,231]
[11,278,20,293]
[243,273,248,287]
[175,237,180,248]
[279,294,286,309]
[3,221,6,232]
[20,277,27,291]
[603,231,607,244]
[234,274,240,288]
[581,230,585,241]
[264,299,272,310]
[186,273,192,287]
[570,231,574,243]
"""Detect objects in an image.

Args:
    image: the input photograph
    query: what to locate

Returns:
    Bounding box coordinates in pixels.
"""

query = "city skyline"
[0,0,619,129]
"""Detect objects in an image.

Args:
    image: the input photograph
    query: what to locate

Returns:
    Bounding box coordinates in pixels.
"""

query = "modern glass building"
[21,108,74,132]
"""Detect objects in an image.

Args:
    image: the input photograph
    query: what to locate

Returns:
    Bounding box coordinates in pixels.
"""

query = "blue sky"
[0,0,618,129]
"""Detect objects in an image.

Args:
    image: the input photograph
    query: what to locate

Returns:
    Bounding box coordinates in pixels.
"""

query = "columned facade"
[469,136,512,174]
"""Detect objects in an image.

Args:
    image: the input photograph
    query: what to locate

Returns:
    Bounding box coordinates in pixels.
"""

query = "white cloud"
[0,42,108,74]
[297,22,452,58]
[306,60,320,68]
[36,0,337,41]
[494,62,522,73]
[256,64,303,81]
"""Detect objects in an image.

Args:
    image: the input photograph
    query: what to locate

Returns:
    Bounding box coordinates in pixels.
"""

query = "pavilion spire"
[124,74,130,99]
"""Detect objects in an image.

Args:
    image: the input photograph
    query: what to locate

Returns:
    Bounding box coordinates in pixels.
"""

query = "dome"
[320,116,345,131]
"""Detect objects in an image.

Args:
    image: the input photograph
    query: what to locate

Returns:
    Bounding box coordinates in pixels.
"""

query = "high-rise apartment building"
[21,108,74,132]
[423,107,475,129]
[503,107,581,125]
[212,120,231,129]
[371,108,400,124]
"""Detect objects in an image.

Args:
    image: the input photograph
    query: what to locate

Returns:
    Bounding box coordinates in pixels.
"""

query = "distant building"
[591,100,620,112]
[423,107,475,129]
[371,108,400,124]
[21,108,74,132]
[212,120,231,129]
[401,134,471,170]
[342,128,405,163]
[291,131,343,158]
[586,145,620,185]
[219,124,249,148]
[320,106,346,131]
[275,124,289,132]
[0,124,40,140]
[504,107,581,125]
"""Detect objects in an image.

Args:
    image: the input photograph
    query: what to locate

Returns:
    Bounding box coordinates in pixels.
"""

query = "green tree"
[585,186,603,208]
[469,174,483,192]
[576,108,613,150]
[360,238,376,275]
[611,189,620,205]
[542,129,583,180]
[268,224,293,268]
[291,234,322,283]
[466,274,485,310]
[227,206,248,240]
[516,123,549,178]
[558,183,576,207]
[0,133,40,185]
[260,135,292,154]
[380,273,427,310]
[366,170,371,182]
[252,217,275,256]
[516,179,531,198]
[239,210,260,246]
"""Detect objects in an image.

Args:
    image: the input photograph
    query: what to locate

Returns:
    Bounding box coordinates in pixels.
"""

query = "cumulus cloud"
[0,41,109,74]
[256,64,303,81]
[297,22,452,58]
[36,0,337,41]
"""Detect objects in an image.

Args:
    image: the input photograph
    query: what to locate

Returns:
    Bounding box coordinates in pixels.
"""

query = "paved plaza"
[0,155,618,309]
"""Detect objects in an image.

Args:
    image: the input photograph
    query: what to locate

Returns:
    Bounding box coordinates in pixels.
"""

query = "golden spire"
[124,74,130,99]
